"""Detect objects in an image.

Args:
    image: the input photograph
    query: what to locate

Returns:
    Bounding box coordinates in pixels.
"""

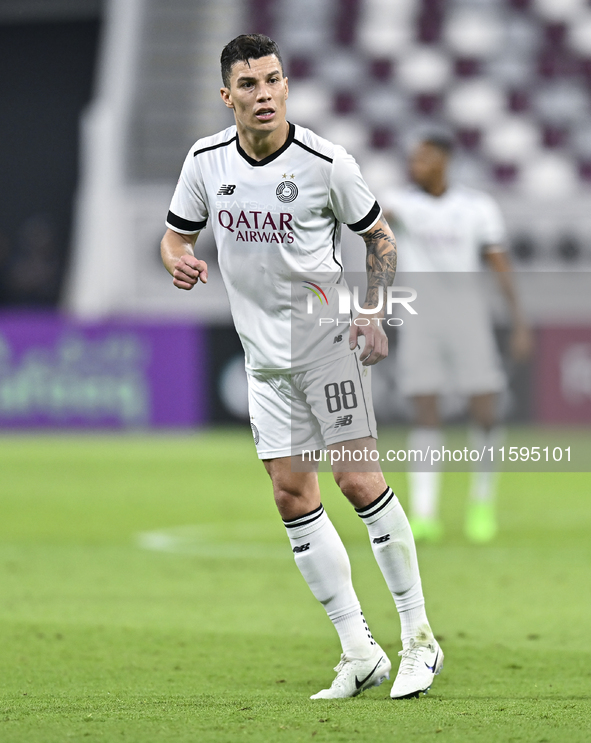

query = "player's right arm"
[161,228,208,291]
[485,249,532,361]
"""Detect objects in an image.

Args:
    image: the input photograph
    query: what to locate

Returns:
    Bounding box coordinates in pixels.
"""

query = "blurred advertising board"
[0,313,206,428]
[535,326,591,424]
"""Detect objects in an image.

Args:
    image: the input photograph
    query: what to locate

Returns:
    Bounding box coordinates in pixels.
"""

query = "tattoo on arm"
[362,223,397,309]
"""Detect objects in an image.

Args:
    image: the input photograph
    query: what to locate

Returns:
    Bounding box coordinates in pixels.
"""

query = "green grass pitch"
[0,428,590,742]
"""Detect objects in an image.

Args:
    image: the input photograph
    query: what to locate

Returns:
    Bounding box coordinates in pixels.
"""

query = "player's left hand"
[349,315,388,365]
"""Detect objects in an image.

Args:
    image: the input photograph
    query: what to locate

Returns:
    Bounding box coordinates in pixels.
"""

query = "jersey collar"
[412,183,452,200]
[235,122,295,167]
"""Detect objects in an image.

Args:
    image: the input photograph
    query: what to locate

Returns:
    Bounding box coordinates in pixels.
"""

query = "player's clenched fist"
[172,255,208,290]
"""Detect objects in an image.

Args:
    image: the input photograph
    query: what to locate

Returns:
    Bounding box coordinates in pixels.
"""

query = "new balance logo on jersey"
[334,415,353,428]
[217,184,236,195]
[333,334,343,344]
[293,543,310,553]
[372,534,391,544]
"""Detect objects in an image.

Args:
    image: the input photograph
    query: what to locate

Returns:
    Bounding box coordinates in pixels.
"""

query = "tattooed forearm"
[361,219,397,311]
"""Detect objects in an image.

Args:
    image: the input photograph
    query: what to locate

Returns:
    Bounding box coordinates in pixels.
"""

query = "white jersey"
[384,186,507,395]
[167,122,381,373]
[383,185,506,273]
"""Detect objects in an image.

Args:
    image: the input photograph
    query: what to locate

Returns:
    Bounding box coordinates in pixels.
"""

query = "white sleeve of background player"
[379,188,407,226]
[478,193,506,253]
[166,149,209,234]
[328,146,382,233]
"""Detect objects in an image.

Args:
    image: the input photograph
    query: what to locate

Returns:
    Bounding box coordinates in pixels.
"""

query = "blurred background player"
[384,134,533,544]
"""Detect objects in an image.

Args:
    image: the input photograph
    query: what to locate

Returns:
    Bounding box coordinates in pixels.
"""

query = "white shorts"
[396,311,506,396]
[248,349,378,459]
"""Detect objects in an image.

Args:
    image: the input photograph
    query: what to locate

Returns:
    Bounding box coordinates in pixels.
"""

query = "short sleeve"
[328,146,381,233]
[478,193,506,252]
[166,149,209,234]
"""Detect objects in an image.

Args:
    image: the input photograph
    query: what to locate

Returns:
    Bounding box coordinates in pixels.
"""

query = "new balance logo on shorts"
[217,184,236,195]
[293,543,310,553]
[334,415,353,428]
[372,534,391,544]
[333,334,343,344]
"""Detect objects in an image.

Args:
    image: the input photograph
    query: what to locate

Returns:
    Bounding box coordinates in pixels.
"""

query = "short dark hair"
[221,34,284,88]
[422,133,454,154]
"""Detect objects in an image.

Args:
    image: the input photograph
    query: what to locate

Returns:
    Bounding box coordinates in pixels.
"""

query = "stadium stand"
[2,0,591,428]
[0,2,100,307]
[65,0,591,322]
[271,0,591,269]
[66,0,239,319]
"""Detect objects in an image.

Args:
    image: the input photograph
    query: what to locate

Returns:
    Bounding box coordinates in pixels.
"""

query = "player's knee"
[273,485,300,510]
[334,471,368,500]
[272,477,308,509]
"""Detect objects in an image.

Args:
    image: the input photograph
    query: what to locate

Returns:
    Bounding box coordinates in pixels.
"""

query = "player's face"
[409,142,448,189]
[221,55,289,135]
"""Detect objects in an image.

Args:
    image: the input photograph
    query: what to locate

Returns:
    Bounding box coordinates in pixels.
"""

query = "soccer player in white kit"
[160,35,443,700]
[384,135,532,544]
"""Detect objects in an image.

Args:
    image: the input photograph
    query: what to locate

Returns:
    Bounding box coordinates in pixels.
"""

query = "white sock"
[468,426,503,503]
[408,428,443,520]
[356,488,433,648]
[283,505,375,659]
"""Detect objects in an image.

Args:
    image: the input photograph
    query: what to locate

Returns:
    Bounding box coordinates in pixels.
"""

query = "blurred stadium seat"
[274,0,591,268]
[3,0,591,318]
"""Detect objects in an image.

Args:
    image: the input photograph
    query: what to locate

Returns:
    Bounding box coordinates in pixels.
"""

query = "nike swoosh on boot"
[355,656,384,689]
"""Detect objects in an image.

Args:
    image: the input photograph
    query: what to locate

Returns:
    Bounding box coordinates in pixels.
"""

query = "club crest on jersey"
[276,181,298,203]
[217,184,236,195]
